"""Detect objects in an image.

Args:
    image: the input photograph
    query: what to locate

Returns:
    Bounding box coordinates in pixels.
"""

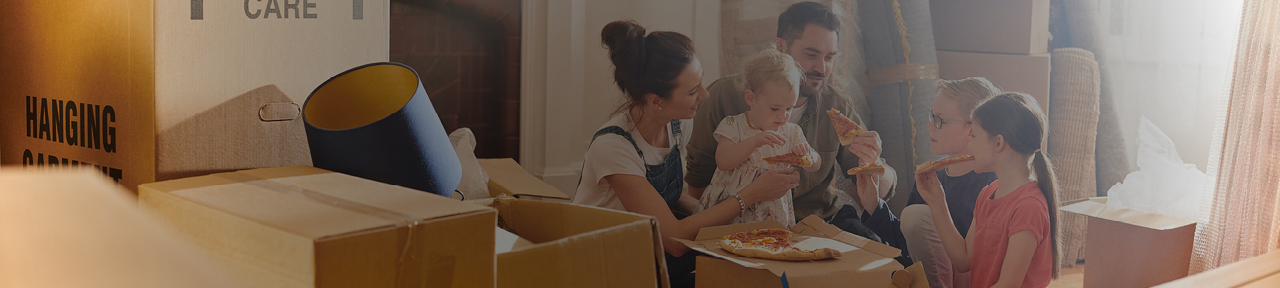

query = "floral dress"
[696,113,808,228]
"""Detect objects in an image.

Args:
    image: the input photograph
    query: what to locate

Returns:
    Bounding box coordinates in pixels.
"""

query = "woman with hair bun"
[573,20,798,286]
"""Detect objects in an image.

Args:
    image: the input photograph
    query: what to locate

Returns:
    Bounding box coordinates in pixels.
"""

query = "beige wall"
[521,0,722,196]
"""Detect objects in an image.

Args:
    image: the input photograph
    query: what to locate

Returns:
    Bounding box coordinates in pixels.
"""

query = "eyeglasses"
[929,109,972,129]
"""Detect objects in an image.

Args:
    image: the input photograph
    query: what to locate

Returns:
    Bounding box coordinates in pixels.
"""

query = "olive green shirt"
[685,74,895,219]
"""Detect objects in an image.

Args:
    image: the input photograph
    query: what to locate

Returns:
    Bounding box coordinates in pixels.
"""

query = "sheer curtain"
[1095,0,1243,174]
[1188,0,1280,274]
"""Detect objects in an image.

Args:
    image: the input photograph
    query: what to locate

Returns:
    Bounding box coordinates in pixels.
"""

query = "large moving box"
[679,216,925,288]
[474,197,667,288]
[930,0,1050,55]
[936,50,1052,116]
[1157,250,1280,288]
[139,166,496,288]
[1062,197,1198,288]
[0,169,243,288]
[0,0,389,191]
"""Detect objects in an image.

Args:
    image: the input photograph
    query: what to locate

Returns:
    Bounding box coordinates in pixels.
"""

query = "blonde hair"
[935,77,1001,118]
[738,49,803,96]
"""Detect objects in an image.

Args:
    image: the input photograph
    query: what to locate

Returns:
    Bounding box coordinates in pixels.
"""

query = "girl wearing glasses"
[915,92,1062,288]
[902,77,1002,288]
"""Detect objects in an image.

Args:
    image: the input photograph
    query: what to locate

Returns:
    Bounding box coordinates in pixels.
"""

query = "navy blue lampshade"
[302,62,461,197]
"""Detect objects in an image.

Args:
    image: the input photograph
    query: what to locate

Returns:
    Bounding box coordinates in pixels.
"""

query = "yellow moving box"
[474,197,667,288]
[1,0,388,191]
[139,166,496,288]
[1062,197,1198,288]
[0,169,243,288]
[678,216,926,288]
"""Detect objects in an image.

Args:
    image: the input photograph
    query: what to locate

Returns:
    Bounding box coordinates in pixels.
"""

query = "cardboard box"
[1156,250,1280,288]
[936,50,1051,116]
[930,0,1050,54]
[478,158,570,201]
[677,216,920,288]
[139,166,496,288]
[1,0,388,191]
[471,196,666,288]
[1062,197,1198,288]
[0,169,243,288]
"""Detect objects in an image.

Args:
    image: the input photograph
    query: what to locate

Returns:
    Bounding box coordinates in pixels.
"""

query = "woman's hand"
[914,170,946,207]
[847,131,883,165]
[740,167,799,204]
[749,130,787,149]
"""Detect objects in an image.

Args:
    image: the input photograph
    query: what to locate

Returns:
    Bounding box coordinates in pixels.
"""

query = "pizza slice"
[718,228,842,261]
[761,153,814,168]
[845,161,886,176]
[827,108,867,146]
[914,155,976,174]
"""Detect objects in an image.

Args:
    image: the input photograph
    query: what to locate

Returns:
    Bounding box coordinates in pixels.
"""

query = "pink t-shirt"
[970,180,1053,288]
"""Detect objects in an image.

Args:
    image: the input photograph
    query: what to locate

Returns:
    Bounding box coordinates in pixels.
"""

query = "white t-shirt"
[789,101,808,124]
[573,113,693,211]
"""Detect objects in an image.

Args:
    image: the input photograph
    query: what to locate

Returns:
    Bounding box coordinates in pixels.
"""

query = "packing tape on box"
[213,171,437,284]
[867,63,939,86]
[216,172,420,228]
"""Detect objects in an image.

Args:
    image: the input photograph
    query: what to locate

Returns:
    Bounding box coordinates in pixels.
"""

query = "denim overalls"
[582,119,695,286]
[585,119,684,209]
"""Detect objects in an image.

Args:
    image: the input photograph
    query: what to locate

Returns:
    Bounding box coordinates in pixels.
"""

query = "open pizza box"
[675,215,928,288]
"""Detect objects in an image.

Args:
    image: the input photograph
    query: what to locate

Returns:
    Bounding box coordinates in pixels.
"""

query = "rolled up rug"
[303,62,461,197]
[860,0,941,214]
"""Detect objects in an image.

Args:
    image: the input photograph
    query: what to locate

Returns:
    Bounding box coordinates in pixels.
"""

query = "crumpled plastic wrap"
[449,128,490,200]
[1106,117,1206,222]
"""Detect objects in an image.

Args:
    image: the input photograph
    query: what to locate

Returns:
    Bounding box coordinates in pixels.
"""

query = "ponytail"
[1032,150,1062,279]
[973,92,1063,279]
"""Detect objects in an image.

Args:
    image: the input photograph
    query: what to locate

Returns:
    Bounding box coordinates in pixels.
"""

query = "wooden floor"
[1047,263,1087,288]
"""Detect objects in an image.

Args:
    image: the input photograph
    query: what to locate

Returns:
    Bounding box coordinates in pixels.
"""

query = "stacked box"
[935,50,1052,115]
[930,0,1051,55]
[1,0,388,191]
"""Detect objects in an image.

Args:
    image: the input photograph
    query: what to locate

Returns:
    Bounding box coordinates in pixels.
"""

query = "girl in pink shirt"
[915,92,1061,288]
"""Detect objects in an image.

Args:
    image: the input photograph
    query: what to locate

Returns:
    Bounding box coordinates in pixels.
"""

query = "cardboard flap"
[148,166,492,239]
[791,215,902,259]
[490,198,666,288]
[1061,197,1196,230]
[907,262,929,288]
[479,158,571,200]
